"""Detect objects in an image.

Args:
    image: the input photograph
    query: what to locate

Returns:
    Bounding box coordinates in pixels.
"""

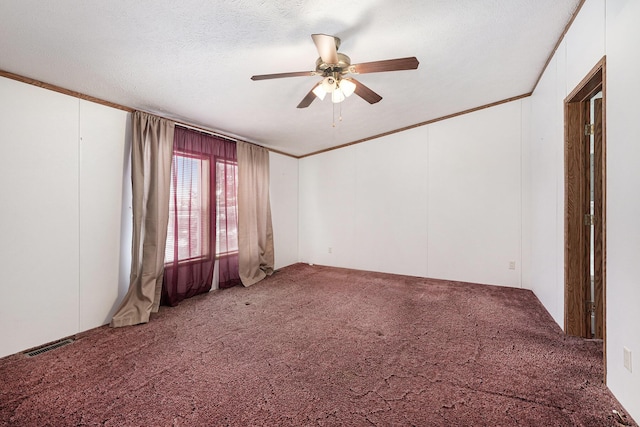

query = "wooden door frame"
[564,56,606,373]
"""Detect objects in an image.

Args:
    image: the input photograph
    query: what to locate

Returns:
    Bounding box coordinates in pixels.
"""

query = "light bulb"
[339,79,356,97]
[332,89,345,103]
[312,84,326,100]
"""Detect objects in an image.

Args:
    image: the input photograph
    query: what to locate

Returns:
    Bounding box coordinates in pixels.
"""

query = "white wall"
[299,145,358,269]
[604,0,640,417]
[428,102,522,286]
[528,0,608,327]
[0,77,131,358]
[527,0,609,327]
[299,100,523,288]
[527,0,640,420]
[79,100,132,330]
[354,129,429,277]
[528,53,566,326]
[0,77,80,357]
[269,151,299,269]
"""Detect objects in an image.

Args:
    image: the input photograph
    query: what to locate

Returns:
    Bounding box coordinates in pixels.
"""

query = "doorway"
[564,57,606,345]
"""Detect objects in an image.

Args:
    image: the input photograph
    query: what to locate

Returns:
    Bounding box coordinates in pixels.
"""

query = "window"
[165,152,211,263]
[163,126,241,302]
[215,160,239,256]
[165,152,239,264]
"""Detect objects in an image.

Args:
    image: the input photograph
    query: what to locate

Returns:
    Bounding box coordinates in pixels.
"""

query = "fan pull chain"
[332,102,336,127]
[332,102,344,128]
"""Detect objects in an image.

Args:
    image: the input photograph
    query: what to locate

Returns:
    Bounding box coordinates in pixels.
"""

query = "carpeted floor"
[0,263,636,426]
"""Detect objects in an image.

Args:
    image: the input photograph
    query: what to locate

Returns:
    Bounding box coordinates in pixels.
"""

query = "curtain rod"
[175,122,239,143]
[140,113,296,158]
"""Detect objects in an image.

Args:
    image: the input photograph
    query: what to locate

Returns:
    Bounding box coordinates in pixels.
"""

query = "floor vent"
[24,339,74,357]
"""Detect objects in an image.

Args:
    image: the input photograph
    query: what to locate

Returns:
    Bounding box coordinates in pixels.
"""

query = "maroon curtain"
[162,127,241,307]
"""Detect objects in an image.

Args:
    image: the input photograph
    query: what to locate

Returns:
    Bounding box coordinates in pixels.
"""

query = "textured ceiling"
[0,0,581,157]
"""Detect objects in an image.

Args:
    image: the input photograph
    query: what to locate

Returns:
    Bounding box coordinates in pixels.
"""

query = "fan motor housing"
[316,53,351,75]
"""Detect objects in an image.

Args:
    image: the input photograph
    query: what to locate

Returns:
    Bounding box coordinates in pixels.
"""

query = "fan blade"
[311,33,339,64]
[351,57,419,74]
[350,78,382,104]
[297,84,320,108]
[251,71,315,81]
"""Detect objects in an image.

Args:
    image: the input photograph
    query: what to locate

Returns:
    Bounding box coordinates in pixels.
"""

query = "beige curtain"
[110,111,174,327]
[237,141,274,286]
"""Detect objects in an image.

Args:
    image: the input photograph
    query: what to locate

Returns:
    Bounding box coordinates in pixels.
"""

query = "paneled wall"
[299,100,524,288]
[527,0,640,419]
[269,151,299,269]
[0,77,131,358]
[603,0,640,417]
[79,101,132,331]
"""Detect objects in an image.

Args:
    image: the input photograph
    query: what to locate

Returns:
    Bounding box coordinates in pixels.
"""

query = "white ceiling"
[0,0,581,157]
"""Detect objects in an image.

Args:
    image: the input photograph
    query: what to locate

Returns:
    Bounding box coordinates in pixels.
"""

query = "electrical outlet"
[328,247,332,254]
[624,347,632,373]
[508,261,516,270]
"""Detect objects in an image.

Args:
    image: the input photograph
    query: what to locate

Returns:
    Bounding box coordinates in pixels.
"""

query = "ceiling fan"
[251,34,419,108]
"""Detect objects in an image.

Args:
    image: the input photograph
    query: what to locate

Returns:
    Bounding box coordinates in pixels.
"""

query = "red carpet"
[0,263,635,426]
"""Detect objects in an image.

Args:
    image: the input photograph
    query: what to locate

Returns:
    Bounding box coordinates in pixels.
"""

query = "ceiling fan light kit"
[311,75,357,105]
[339,79,356,97]
[311,83,326,101]
[321,76,337,93]
[251,33,419,110]
[331,88,346,104]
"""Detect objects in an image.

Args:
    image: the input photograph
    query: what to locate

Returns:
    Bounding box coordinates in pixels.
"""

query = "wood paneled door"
[564,57,606,342]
